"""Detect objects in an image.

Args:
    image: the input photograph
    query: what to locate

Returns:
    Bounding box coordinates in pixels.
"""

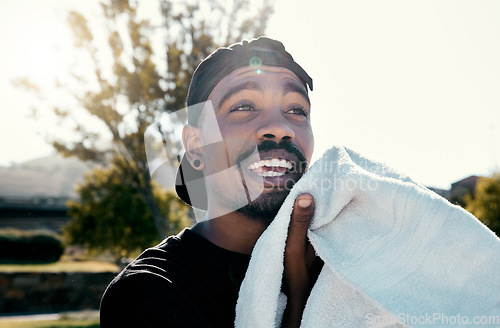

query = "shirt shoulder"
[100,230,207,327]
[100,228,250,328]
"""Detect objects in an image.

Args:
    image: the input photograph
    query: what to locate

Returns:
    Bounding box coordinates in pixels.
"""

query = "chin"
[236,188,290,226]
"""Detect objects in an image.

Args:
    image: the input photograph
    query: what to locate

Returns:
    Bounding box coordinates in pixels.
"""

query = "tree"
[14,0,273,252]
[465,173,500,236]
[64,155,191,260]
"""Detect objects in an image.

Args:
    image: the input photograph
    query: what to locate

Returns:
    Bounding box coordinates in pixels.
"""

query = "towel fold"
[235,146,500,327]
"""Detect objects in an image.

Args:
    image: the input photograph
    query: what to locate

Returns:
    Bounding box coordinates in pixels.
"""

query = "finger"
[286,193,314,255]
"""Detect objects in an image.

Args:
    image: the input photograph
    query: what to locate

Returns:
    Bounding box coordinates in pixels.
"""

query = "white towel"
[235,145,500,328]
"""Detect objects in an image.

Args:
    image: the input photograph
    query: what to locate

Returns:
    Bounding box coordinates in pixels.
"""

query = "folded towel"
[235,145,500,327]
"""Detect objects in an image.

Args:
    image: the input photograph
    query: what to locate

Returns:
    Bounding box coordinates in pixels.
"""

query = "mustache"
[236,139,308,170]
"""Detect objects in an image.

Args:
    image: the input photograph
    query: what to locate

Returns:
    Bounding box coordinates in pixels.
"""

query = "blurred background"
[0,0,499,326]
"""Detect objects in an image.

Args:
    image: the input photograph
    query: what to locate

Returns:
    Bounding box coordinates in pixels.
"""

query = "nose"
[256,112,295,142]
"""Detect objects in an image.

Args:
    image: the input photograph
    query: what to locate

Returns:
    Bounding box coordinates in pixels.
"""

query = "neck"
[191,210,268,255]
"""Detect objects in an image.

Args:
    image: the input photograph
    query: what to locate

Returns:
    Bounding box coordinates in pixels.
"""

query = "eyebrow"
[218,81,263,109]
[217,78,310,110]
[282,80,310,105]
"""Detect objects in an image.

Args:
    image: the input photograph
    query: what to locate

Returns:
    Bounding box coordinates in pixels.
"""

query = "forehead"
[207,65,308,105]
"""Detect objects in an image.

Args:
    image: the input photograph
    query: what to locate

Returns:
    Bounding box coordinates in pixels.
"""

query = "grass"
[0,260,119,273]
[0,319,99,328]
[0,311,100,328]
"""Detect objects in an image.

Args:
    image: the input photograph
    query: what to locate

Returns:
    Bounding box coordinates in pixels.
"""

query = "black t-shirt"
[100,228,251,327]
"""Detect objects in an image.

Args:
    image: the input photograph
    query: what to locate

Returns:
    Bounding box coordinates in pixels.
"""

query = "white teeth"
[280,159,292,168]
[247,158,293,170]
[258,171,285,177]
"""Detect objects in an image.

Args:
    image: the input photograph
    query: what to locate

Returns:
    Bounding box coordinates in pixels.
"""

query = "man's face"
[198,65,314,223]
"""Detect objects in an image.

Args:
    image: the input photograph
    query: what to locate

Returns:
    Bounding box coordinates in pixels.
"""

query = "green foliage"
[465,173,500,236]
[0,229,64,263]
[63,156,191,259]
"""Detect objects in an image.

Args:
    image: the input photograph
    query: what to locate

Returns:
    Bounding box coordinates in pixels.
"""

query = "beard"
[236,188,290,226]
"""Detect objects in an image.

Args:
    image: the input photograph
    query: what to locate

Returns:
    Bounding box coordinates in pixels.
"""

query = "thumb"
[286,193,314,253]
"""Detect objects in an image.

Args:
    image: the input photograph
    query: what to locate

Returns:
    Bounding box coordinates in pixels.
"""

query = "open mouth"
[247,158,294,177]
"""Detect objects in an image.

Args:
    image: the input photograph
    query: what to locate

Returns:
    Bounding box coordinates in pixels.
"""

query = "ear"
[182,124,205,170]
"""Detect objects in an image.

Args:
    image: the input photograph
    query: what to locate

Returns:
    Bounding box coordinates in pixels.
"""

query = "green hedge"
[0,229,64,263]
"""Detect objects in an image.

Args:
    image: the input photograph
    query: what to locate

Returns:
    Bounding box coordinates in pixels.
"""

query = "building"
[427,187,451,199]
[448,175,481,206]
[0,154,94,232]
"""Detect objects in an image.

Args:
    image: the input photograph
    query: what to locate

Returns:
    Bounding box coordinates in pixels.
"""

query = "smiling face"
[187,65,314,223]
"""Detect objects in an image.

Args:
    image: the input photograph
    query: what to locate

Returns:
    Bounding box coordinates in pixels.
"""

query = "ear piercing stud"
[193,159,201,168]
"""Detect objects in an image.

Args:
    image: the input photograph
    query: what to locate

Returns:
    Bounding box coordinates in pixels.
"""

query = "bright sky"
[1,0,499,189]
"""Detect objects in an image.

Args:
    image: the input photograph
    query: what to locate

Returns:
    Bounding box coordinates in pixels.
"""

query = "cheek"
[298,128,314,162]
[220,127,259,164]
[218,121,254,145]
[201,123,257,169]
[198,125,226,172]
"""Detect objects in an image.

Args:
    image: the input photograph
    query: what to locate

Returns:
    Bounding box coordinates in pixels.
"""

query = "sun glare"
[6,6,72,85]
[0,1,97,165]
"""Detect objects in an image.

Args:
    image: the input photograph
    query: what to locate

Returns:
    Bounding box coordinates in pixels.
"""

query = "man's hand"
[282,193,323,328]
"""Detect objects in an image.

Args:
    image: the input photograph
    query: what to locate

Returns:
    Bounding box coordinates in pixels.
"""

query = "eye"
[229,103,255,112]
[286,107,308,117]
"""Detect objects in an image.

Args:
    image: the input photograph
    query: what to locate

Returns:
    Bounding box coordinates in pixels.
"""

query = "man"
[100,37,321,327]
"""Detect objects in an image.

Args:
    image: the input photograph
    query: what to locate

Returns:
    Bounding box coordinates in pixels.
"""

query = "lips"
[234,140,307,195]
